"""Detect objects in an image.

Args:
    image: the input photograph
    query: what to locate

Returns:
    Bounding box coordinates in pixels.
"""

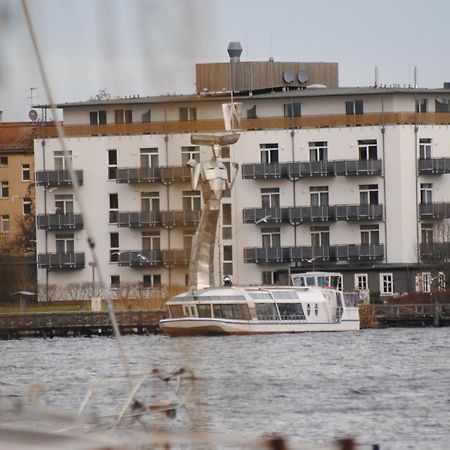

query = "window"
[110,275,120,289]
[179,107,197,121]
[56,233,74,253]
[0,156,8,167]
[420,183,432,204]
[310,186,329,207]
[109,193,118,223]
[358,140,378,160]
[183,190,201,211]
[421,223,433,244]
[360,224,379,245]
[380,273,393,295]
[143,274,161,287]
[262,271,279,285]
[221,146,230,159]
[247,105,257,119]
[419,138,432,159]
[346,100,364,115]
[309,141,328,161]
[141,192,160,212]
[183,229,195,249]
[142,231,160,250]
[284,103,301,117]
[359,184,379,205]
[142,109,151,122]
[54,151,72,170]
[108,149,117,180]
[438,272,446,291]
[90,110,107,125]
[222,203,232,240]
[261,227,281,247]
[355,274,368,291]
[22,198,31,215]
[435,99,450,113]
[311,226,330,247]
[261,188,280,208]
[260,143,279,164]
[416,99,427,113]
[181,146,200,165]
[223,245,233,276]
[0,215,9,234]
[22,164,31,181]
[421,272,432,293]
[110,233,119,262]
[0,181,8,199]
[140,148,159,167]
[114,109,133,124]
[55,194,74,214]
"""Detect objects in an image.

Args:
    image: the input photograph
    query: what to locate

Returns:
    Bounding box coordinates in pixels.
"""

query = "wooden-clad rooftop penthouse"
[195,61,339,94]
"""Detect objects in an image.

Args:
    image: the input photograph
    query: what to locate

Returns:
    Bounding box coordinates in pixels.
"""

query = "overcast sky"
[1,0,450,121]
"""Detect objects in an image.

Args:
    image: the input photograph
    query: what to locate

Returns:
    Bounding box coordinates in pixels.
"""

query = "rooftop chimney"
[227,42,242,62]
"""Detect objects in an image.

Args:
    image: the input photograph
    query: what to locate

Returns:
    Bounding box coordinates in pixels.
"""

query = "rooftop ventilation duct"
[227,42,242,62]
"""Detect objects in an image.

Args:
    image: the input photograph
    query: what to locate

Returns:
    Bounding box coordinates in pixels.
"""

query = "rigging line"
[21,0,131,379]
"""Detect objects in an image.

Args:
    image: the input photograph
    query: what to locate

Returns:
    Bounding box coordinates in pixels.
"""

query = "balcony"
[333,204,384,221]
[116,166,190,184]
[243,244,384,264]
[35,170,84,187]
[419,203,450,219]
[242,159,382,180]
[118,210,200,229]
[420,242,450,260]
[36,214,84,231]
[118,249,191,267]
[418,158,450,175]
[38,252,85,270]
[243,204,383,224]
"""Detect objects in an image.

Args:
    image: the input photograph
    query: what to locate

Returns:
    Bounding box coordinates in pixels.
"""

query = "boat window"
[315,303,319,316]
[255,303,278,320]
[271,290,298,300]
[277,303,305,320]
[306,276,316,287]
[317,276,328,287]
[249,292,272,300]
[330,275,341,290]
[213,304,250,320]
[189,306,197,317]
[169,305,184,318]
[306,303,311,316]
[197,304,212,318]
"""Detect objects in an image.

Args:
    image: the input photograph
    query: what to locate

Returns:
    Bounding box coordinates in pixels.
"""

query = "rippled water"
[1,328,449,449]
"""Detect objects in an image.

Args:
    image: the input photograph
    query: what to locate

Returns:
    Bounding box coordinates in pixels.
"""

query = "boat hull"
[160,313,360,337]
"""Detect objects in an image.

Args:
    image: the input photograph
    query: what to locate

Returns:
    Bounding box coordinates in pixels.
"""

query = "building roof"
[0,122,36,152]
[35,86,450,110]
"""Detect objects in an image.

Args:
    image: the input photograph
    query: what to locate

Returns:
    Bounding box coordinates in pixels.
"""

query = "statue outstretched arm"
[188,159,201,189]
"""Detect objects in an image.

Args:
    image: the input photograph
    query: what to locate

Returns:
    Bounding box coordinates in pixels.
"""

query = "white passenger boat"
[160,272,360,336]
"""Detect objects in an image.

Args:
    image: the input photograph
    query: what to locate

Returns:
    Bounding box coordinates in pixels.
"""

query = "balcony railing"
[118,210,200,229]
[418,158,450,175]
[116,166,191,184]
[35,170,84,187]
[243,244,384,264]
[118,249,191,267]
[243,204,384,224]
[36,214,84,230]
[242,159,382,180]
[40,113,450,139]
[420,242,450,260]
[38,252,85,270]
[419,203,450,219]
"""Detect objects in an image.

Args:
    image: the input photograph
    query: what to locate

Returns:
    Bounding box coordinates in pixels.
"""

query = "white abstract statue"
[187,134,239,289]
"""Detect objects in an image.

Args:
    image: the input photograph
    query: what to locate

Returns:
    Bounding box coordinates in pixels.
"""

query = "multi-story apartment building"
[33,50,450,298]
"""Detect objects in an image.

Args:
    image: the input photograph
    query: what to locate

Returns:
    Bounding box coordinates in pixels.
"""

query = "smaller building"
[0,122,37,301]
